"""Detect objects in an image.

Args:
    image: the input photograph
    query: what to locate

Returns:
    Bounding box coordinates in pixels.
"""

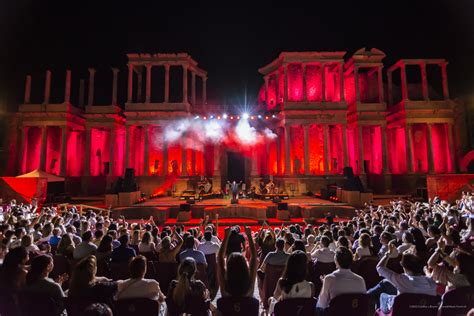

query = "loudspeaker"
[277,202,288,210]
[231,199,239,204]
[123,168,136,192]
[343,167,354,178]
[179,203,191,212]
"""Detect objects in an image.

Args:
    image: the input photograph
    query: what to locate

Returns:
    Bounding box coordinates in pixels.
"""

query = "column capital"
[111,67,120,74]
[145,64,152,70]
[88,68,96,74]
[182,64,189,70]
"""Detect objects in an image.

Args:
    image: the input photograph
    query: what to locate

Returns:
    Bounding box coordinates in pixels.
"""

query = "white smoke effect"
[164,120,191,142]
[235,119,259,145]
[263,128,277,139]
[204,120,225,142]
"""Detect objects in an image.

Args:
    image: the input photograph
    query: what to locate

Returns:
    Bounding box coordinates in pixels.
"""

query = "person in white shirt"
[396,231,414,254]
[198,231,220,255]
[73,231,98,260]
[376,243,437,314]
[115,255,165,302]
[317,246,366,309]
[354,233,373,260]
[311,236,335,263]
[138,231,156,253]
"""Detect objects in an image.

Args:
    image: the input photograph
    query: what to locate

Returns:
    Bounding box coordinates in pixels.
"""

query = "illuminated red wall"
[204,143,214,176]
[328,125,344,174]
[167,141,182,175]
[45,126,61,175]
[289,126,304,175]
[268,139,277,175]
[149,127,164,175]
[306,65,322,102]
[388,127,408,174]
[412,124,428,173]
[362,126,382,174]
[431,124,451,173]
[24,127,41,173]
[288,64,303,102]
[347,127,358,174]
[66,130,84,176]
[308,124,324,175]
[90,128,111,176]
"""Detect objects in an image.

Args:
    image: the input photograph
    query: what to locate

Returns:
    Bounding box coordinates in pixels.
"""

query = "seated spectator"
[261,238,289,272]
[73,231,97,260]
[227,226,246,255]
[376,243,437,314]
[305,234,316,253]
[218,226,257,297]
[49,228,62,247]
[317,247,366,309]
[93,230,104,247]
[158,228,183,263]
[180,235,207,265]
[198,231,220,256]
[21,234,40,254]
[23,255,66,314]
[9,227,26,249]
[397,231,414,254]
[311,236,335,263]
[96,235,114,262]
[56,233,75,258]
[168,257,210,312]
[111,234,136,263]
[115,255,165,301]
[354,233,373,260]
[107,230,121,249]
[138,231,155,253]
[268,250,315,314]
[378,232,398,258]
[69,255,117,305]
[0,246,29,293]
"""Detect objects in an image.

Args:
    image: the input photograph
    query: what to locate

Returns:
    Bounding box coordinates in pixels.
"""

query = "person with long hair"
[354,233,373,260]
[217,226,257,297]
[56,233,75,259]
[167,257,210,314]
[138,231,155,253]
[68,255,117,305]
[24,255,66,314]
[268,250,315,314]
[96,235,113,262]
[0,246,29,293]
[158,228,183,263]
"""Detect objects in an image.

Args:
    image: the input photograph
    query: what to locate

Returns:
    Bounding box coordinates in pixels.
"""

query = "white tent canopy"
[16,169,65,182]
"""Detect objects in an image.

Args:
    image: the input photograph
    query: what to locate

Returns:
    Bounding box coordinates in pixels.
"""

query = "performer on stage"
[227,180,242,200]
[259,180,266,194]
[266,180,276,194]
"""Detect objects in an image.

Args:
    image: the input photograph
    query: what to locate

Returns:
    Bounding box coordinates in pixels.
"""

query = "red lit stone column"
[400,65,408,100]
[354,66,360,103]
[84,127,92,176]
[378,67,384,103]
[191,149,196,175]
[112,68,119,105]
[405,124,414,173]
[124,125,130,172]
[420,63,429,101]
[182,65,188,103]
[64,70,72,104]
[358,125,365,174]
[88,68,96,106]
[381,126,389,173]
[19,126,28,173]
[342,124,348,167]
[191,72,196,105]
[251,146,259,176]
[39,126,47,170]
[164,64,170,103]
[24,75,32,104]
[127,64,134,103]
[427,124,434,174]
[162,138,168,176]
[264,76,269,106]
[302,64,307,102]
[447,123,456,172]
[323,124,329,175]
[145,64,152,103]
[441,63,449,100]
[283,64,289,103]
[136,67,143,102]
[303,125,310,175]
[143,125,149,176]
[44,70,51,104]
[284,126,291,175]
[109,127,115,176]
[322,63,326,102]
[276,130,281,175]
[181,133,188,176]
[59,126,68,176]
[275,71,280,105]
[202,76,207,106]
[339,63,345,101]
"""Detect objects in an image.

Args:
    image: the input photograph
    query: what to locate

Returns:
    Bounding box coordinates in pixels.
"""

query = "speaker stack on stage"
[276,202,290,221]
[177,203,191,222]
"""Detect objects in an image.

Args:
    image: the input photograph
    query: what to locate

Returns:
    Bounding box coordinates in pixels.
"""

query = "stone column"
[323,124,330,175]
[127,64,134,103]
[441,63,449,100]
[202,76,207,105]
[44,70,51,104]
[405,124,414,173]
[427,124,434,173]
[143,125,149,176]
[420,63,429,101]
[265,141,270,175]
[136,67,143,102]
[276,130,281,175]
[400,64,408,100]
[358,125,365,174]
[381,125,389,173]
[283,64,289,102]
[112,68,119,105]
[164,64,170,103]
[387,71,393,105]
[191,72,196,105]
[124,125,130,172]
[181,134,188,176]
[19,127,28,173]
[284,126,291,175]
[321,63,326,102]
[145,64,152,103]
[24,75,32,104]
[59,126,68,176]
[213,144,221,176]
[191,149,196,175]
[79,79,85,107]
[303,125,310,175]
[342,124,348,167]
[447,123,456,172]
[264,76,269,106]
[354,66,360,103]
[182,65,188,103]
[378,67,384,103]
[162,139,168,176]
[88,68,95,106]
[302,64,307,101]
[109,127,115,176]
[339,63,345,101]
[39,126,47,170]
[64,70,72,104]
[84,127,92,176]
[275,71,280,104]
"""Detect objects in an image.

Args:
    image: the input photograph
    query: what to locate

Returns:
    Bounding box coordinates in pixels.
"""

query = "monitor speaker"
[179,203,191,212]
[123,168,135,192]
[277,202,288,210]
[343,166,354,178]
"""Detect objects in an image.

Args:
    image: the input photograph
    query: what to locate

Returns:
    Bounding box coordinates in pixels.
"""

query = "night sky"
[1,0,473,112]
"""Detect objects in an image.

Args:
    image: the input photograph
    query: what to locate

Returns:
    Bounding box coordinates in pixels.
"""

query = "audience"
[111,234,136,263]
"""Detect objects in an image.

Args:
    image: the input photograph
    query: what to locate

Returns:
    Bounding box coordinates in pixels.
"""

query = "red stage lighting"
[230,116,234,120]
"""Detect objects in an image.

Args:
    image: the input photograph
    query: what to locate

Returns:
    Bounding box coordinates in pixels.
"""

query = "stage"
[111,196,356,227]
